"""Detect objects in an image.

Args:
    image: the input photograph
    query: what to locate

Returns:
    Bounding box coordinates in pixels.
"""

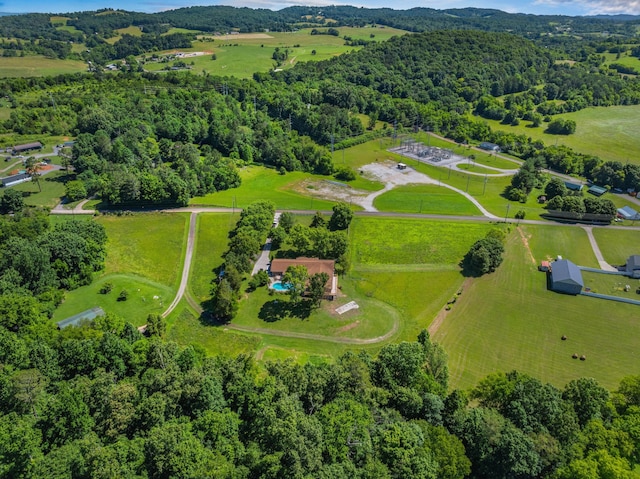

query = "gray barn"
[550,259,584,295]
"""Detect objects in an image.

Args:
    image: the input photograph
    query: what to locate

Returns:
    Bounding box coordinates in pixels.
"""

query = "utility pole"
[505,203,510,223]
[483,174,488,195]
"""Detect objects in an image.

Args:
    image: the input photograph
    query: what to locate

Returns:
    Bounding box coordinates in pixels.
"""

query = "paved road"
[581,226,618,272]
[252,238,272,276]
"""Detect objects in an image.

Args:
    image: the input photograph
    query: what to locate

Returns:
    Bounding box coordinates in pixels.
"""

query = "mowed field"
[142,26,409,78]
[0,55,86,77]
[53,213,188,327]
[481,104,640,165]
[434,225,640,391]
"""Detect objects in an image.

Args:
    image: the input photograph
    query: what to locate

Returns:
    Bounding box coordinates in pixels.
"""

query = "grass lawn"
[0,55,87,77]
[521,224,599,267]
[191,166,338,210]
[12,170,70,209]
[53,274,173,328]
[582,271,640,298]
[592,228,640,266]
[480,105,640,165]
[142,26,409,78]
[167,306,261,357]
[373,184,482,215]
[98,212,188,288]
[190,212,239,302]
[234,278,398,340]
[351,269,464,342]
[434,228,640,391]
[456,163,506,175]
[53,213,189,327]
[350,217,501,265]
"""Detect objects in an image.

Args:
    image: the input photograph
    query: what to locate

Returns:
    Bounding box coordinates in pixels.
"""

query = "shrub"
[99,282,114,294]
[117,289,129,302]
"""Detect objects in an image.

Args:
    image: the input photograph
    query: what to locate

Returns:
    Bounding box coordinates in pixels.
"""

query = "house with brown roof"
[269,257,338,300]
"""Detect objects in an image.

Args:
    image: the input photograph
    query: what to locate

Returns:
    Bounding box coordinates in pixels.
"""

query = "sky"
[3,0,640,16]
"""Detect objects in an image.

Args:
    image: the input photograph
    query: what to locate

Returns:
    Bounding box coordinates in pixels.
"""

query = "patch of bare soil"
[336,321,360,333]
[517,226,536,264]
[428,278,472,335]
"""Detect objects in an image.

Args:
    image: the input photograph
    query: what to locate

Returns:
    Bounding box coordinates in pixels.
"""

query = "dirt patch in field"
[336,320,360,333]
[517,226,536,264]
[293,160,438,211]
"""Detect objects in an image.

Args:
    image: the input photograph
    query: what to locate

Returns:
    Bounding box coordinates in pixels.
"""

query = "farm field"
[592,227,640,266]
[480,104,640,165]
[142,26,409,78]
[189,212,239,302]
[99,212,188,288]
[521,224,599,267]
[349,216,499,265]
[434,226,640,390]
[191,166,339,210]
[54,213,187,326]
[0,55,86,77]
[373,184,482,215]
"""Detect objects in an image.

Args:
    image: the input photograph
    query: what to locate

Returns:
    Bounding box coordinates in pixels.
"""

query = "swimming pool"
[271,281,292,291]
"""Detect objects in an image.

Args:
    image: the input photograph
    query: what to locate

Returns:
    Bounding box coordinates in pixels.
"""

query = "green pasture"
[592,228,640,265]
[0,56,86,77]
[352,269,463,342]
[52,212,189,327]
[373,184,482,216]
[434,228,640,390]
[521,224,599,267]
[456,163,506,175]
[480,104,640,165]
[105,26,143,44]
[190,212,239,302]
[98,212,188,287]
[167,306,261,357]
[582,271,640,298]
[467,152,520,170]
[53,273,172,327]
[142,26,408,78]
[350,217,501,266]
[191,166,338,210]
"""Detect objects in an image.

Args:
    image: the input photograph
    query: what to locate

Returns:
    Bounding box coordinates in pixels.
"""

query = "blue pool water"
[271,281,292,291]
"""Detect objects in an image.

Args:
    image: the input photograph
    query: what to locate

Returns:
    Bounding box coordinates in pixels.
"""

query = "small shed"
[56,307,105,329]
[479,142,500,152]
[539,261,551,272]
[626,255,640,278]
[397,162,407,170]
[617,206,640,220]
[550,259,584,295]
[588,185,607,197]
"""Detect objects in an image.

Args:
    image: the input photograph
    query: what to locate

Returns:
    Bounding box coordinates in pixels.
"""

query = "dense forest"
[2,309,640,478]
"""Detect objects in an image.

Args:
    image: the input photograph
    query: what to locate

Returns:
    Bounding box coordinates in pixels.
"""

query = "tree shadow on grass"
[258,299,312,322]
